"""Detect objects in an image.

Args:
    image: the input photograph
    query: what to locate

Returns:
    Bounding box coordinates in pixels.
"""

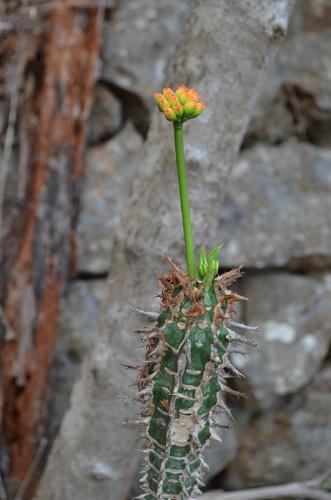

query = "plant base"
[136,257,255,500]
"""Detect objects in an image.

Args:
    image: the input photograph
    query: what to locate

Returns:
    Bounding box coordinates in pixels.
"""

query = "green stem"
[173,122,196,278]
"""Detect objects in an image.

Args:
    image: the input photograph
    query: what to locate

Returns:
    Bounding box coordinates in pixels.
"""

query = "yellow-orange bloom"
[164,107,177,121]
[154,85,205,122]
[154,93,168,112]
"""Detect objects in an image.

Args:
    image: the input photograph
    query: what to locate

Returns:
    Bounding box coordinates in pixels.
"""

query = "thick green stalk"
[173,122,196,278]
[138,262,249,499]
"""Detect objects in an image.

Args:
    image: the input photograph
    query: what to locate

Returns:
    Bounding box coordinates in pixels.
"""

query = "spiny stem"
[173,121,196,278]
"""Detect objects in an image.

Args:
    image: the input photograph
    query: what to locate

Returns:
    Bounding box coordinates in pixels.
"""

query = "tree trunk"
[0,1,102,497]
[35,1,294,500]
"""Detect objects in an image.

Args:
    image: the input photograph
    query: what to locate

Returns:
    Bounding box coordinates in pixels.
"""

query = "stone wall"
[55,0,331,495]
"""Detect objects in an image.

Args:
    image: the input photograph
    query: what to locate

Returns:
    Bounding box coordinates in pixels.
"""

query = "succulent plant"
[134,86,256,500]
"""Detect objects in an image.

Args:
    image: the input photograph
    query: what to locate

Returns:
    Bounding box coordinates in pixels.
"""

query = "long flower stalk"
[173,121,195,278]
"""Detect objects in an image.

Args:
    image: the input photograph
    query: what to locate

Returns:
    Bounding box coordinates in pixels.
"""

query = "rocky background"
[50,0,331,496]
[1,0,331,498]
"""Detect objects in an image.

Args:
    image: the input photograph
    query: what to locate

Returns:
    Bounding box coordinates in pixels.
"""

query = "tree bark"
[0,1,102,497]
[35,1,294,500]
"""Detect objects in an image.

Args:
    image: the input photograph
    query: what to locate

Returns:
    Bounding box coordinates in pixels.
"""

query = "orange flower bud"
[186,88,200,101]
[175,85,189,105]
[154,93,168,112]
[163,88,183,117]
[155,86,205,122]
[183,97,201,116]
[174,102,184,119]
[164,107,177,121]
[163,87,177,103]
[189,101,205,118]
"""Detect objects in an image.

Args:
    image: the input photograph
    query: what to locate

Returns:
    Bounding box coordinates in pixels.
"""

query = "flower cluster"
[154,85,205,122]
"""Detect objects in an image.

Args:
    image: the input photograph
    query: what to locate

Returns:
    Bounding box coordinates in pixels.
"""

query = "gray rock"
[219,143,331,268]
[289,0,331,34]
[204,424,238,482]
[102,0,191,105]
[276,27,331,148]
[87,85,122,145]
[233,273,331,408]
[224,366,331,488]
[276,29,331,104]
[58,279,107,358]
[244,6,331,148]
[50,279,107,433]
[243,85,294,148]
[76,122,143,274]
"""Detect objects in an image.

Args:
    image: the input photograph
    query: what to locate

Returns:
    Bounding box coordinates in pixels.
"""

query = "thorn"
[219,382,246,399]
[226,327,257,347]
[129,305,159,319]
[192,474,205,487]
[121,362,139,370]
[218,399,234,420]
[210,422,231,430]
[137,387,152,397]
[146,332,159,339]
[142,360,156,365]
[200,458,209,471]
[135,328,155,335]
[191,487,203,497]
[149,344,164,356]
[227,319,258,331]
[222,353,245,378]
[210,430,223,443]
[123,417,149,426]
[227,346,250,355]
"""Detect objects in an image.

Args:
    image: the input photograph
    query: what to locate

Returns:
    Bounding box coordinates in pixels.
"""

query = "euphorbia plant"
[135,86,256,499]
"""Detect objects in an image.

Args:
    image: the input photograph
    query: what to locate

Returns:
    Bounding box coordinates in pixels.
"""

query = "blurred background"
[0,0,330,499]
